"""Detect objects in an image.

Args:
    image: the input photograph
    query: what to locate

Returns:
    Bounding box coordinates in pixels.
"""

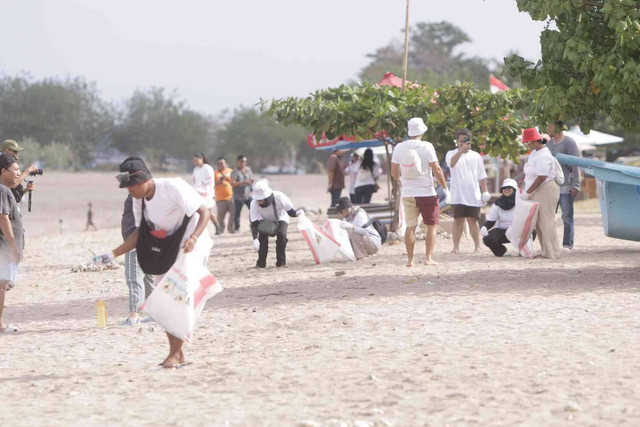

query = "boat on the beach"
[557,154,640,242]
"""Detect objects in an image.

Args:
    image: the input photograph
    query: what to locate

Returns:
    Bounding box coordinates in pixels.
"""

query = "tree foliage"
[215,108,308,170]
[0,73,114,164]
[263,82,531,159]
[505,0,640,131]
[112,88,214,161]
[361,21,491,89]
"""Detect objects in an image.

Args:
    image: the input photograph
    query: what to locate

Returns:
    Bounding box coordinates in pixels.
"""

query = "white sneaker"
[562,247,573,255]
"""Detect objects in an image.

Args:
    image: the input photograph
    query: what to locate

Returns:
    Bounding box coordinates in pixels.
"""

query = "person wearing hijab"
[480,179,518,257]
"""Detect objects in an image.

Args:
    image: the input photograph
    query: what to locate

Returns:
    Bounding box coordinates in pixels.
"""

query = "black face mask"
[258,194,274,208]
[495,189,516,210]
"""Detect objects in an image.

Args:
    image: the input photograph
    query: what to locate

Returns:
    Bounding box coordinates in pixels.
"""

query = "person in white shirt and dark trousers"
[480,179,517,257]
[250,180,303,268]
[353,148,382,204]
[445,128,491,254]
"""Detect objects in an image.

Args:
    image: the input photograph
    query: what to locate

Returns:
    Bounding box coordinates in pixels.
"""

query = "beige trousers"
[348,230,380,259]
[531,181,560,259]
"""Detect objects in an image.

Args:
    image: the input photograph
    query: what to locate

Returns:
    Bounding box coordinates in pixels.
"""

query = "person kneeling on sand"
[480,179,518,257]
[334,197,380,260]
[250,180,303,268]
[0,154,23,333]
[94,157,212,368]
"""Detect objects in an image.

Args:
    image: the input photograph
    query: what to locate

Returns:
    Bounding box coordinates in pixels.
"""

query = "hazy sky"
[1,0,546,115]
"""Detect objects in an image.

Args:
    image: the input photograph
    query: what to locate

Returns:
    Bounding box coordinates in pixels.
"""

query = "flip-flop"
[0,325,18,333]
[152,361,192,370]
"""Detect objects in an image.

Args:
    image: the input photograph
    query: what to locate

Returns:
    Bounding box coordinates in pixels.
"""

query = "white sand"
[1,173,639,426]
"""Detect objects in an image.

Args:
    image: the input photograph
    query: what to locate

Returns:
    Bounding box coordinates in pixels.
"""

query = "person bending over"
[335,197,381,260]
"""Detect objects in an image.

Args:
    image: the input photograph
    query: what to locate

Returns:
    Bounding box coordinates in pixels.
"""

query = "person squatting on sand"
[335,197,381,260]
[250,180,303,268]
[192,153,221,234]
[391,117,450,267]
[521,127,561,259]
[445,128,491,254]
[95,157,213,368]
[0,154,24,333]
[480,179,518,257]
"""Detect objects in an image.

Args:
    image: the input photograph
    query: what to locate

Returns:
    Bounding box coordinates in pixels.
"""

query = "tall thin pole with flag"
[401,0,410,92]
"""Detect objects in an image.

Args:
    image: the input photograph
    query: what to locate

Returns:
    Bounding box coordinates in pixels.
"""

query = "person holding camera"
[1,139,38,203]
[249,180,303,268]
[445,129,490,254]
[0,154,24,333]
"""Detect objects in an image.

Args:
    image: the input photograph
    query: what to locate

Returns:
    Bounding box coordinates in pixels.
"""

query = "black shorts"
[452,204,481,219]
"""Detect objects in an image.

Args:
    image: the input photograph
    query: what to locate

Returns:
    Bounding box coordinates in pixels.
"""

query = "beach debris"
[297,421,321,427]
[424,281,436,286]
[565,401,582,412]
[71,262,121,273]
[335,271,346,277]
[252,307,258,312]
[404,277,419,284]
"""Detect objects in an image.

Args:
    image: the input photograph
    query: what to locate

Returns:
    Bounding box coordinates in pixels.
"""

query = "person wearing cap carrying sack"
[391,117,450,267]
[521,127,560,259]
[480,179,518,257]
[249,180,303,268]
[1,139,38,203]
[94,156,213,368]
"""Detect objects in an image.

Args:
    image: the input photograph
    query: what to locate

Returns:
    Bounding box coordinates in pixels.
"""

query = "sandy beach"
[1,172,639,426]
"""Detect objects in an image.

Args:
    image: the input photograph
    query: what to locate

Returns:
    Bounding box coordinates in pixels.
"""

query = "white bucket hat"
[252,179,272,201]
[501,178,518,191]
[407,117,428,137]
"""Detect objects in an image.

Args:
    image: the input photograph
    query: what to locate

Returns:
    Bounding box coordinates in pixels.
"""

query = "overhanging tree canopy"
[263,82,530,159]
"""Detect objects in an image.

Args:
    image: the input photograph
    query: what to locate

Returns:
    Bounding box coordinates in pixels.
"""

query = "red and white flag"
[490,75,509,93]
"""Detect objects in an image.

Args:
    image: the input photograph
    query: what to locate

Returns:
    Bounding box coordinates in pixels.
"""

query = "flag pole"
[401,0,410,92]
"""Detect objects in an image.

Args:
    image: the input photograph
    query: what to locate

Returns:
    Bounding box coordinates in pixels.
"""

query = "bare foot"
[424,258,440,266]
[450,249,459,255]
[473,248,481,254]
[406,259,414,267]
[162,354,181,369]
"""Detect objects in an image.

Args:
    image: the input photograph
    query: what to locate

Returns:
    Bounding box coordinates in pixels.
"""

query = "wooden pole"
[401,0,411,92]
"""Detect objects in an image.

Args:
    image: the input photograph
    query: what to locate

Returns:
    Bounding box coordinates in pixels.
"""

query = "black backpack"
[363,218,387,244]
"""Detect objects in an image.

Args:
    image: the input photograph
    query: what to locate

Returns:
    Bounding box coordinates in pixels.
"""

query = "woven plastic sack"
[505,191,539,259]
[141,252,222,342]
[322,219,356,261]
[297,215,341,264]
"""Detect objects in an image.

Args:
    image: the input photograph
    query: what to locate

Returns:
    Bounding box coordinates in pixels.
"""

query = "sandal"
[0,325,18,333]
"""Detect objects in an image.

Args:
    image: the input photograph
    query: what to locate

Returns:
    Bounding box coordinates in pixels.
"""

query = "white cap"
[501,178,518,190]
[252,179,272,201]
[407,117,428,137]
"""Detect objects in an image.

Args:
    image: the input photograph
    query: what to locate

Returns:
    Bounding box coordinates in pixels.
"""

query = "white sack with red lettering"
[297,215,341,264]
[505,191,539,259]
[323,219,356,261]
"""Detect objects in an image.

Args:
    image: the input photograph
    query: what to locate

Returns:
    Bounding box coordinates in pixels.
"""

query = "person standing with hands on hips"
[249,180,303,269]
[214,157,235,234]
[445,128,490,254]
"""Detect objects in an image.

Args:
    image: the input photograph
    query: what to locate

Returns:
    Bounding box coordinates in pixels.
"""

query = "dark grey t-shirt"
[0,184,24,258]
[121,194,137,240]
[231,167,253,200]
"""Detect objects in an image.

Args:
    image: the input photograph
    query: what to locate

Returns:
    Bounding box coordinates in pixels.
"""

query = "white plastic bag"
[141,252,222,342]
[297,215,341,264]
[505,191,539,258]
[323,219,356,261]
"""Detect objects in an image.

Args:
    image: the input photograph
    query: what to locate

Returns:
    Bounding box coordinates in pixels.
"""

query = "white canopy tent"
[566,126,624,146]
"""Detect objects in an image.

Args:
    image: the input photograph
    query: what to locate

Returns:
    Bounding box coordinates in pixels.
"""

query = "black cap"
[117,156,152,188]
[334,196,352,212]
[0,153,18,170]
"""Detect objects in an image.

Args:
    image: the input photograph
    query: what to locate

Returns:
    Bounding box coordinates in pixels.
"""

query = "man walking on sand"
[391,118,450,267]
[0,154,24,333]
[214,157,235,234]
[445,128,490,254]
[546,120,581,252]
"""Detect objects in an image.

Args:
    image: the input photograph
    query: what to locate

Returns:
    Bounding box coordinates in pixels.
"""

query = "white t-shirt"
[391,139,438,197]
[486,204,515,230]
[192,164,215,208]
[355,159,382,188]
[348,206,381,248]
[345,161,360,195]
[249,191,294,224]
[133,178,211,253]
[445,148,487,207]
[524,147,556,191]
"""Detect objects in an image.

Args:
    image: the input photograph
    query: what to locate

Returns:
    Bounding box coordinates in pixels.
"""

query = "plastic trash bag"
[141,252,222,342]
[297,215,341,264]
[322,219,356,261]
[505,191,539,259]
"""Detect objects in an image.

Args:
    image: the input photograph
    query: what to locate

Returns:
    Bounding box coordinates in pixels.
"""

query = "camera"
[28,168,43,176]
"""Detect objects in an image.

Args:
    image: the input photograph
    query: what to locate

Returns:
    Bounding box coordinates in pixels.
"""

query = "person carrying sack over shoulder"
[93,156,213,369]
[334,197,381,260]
[249,180,303,269]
